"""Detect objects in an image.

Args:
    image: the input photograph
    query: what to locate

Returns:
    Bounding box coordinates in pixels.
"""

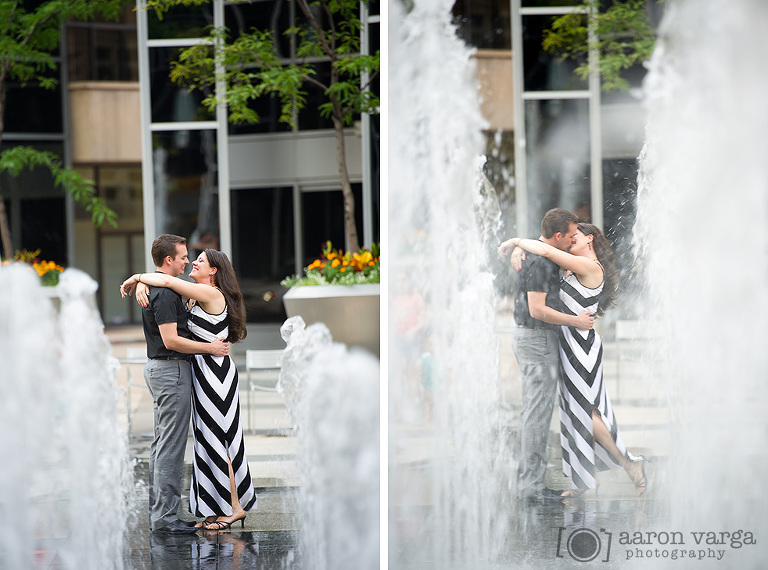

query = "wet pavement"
[27,316,762,569]
[390,418,670,570]
[110,325,302,570]
[113,315,674,570]
[392,494,668,570]
[123,462,300,570]
[388,310,766,569]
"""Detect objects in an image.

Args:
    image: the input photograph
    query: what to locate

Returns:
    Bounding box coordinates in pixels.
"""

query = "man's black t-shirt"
[142,284,191,358]
[512,253,563,330]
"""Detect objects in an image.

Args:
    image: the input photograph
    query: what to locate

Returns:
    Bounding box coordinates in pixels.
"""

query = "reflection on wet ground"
[124,461,300,570]
[130,529,299,570]
[394,482,764,570]
[392,493,666,569]
[391,453,765,569]
[511,493,662,569]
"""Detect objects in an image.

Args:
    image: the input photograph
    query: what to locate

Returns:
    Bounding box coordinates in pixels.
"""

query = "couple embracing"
[499,208,647,501]
[120,234,256,533]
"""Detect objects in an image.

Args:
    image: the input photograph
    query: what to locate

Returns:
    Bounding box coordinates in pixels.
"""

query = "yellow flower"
[331,259,341,268]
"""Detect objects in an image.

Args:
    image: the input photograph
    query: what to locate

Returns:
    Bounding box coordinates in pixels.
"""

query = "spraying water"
[389,0,513,566]
[635,0,768,551]
[0,266,133,569]
[390,0,768,567]
[279,316,380,570]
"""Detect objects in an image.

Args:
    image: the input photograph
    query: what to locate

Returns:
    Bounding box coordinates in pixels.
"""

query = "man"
[140,234,229,534]
[498,208,594,501]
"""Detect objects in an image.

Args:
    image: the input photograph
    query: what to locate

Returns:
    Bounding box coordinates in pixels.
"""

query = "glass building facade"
[137,0,380,326]
[2,1,379,330]
[454,0,652,311]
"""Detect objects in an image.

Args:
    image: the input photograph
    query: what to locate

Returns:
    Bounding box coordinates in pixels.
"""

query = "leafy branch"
[152,0,379,252]
[0,0,126,257]
[0,146,117,227]
[542,0,658,92]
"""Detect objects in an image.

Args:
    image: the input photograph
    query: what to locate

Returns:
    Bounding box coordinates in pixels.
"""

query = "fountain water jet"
[390,0,768,567]
[635,0,768,547]
[389,0,513,567]
[279,316,380,570]
[0,266,134,569]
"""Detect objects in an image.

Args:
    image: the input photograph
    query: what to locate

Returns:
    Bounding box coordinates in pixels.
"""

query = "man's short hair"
[541,208,579,238]
[151,234,186,267]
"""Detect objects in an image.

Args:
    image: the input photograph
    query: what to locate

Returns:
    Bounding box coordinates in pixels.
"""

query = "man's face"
[168,244,189,277]
[555,223,578,251]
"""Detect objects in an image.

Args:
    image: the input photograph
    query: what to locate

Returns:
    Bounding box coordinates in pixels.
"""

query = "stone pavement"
[108,324,302,570]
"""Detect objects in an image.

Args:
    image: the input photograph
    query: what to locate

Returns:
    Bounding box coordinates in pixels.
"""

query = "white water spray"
[635,0,768,554]
[0,266,133,569]
[389,0,512,566]
[279,316,380,570]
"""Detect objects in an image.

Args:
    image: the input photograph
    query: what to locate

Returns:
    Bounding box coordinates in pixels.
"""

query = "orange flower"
[350,251,373,271]
[33,259,64,276]
[331,259,341,268]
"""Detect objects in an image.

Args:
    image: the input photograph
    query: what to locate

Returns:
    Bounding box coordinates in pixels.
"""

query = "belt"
[150,355,191,361]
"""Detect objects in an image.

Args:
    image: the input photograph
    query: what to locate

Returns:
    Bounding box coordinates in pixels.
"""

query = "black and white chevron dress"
[557,271,637,490]
[187,303,257,516]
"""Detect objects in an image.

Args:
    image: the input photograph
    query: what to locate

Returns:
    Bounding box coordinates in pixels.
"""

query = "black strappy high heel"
[204,514,246,531]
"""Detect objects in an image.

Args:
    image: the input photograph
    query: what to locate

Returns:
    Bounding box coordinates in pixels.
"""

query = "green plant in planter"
[281,242,380,288]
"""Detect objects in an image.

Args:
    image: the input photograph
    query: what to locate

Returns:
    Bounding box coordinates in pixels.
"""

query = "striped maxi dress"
[187,303,257,517]
[557,270,639,490]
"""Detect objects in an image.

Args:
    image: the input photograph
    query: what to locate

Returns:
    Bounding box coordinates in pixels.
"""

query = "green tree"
[0,0,127,260]
[542,0,659,92]
[146,0,380,253]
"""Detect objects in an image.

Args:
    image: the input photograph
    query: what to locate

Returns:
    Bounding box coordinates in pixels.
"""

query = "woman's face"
[189,252,214,282]
[569,230,592,256]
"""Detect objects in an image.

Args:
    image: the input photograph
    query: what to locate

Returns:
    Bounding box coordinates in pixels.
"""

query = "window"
[453,0,511,49]
[67,24,139,82]
[152,130,219,240]
[231,186,294,322]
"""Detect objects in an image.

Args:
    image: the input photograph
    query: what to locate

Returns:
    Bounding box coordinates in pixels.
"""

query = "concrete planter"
[282,283,380,357]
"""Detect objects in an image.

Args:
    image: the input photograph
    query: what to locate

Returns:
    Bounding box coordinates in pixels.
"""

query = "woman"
[121,249,257,529]
[503,223,647,498]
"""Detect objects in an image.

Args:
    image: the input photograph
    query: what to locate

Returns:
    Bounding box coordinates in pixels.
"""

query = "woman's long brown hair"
[205,249,248,343]
[577,222,618,315]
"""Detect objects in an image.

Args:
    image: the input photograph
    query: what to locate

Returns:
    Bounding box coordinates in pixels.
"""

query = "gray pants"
[144,359,192,531]
[512,327,560,497]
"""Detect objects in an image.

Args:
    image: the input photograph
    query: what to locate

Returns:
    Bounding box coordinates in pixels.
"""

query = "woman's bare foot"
[626,458,647,496]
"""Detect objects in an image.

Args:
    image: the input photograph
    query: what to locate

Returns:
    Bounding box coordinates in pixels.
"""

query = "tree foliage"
[0,146,116,227]
[0,0,122,89]
[0,0,126,258]
[146,0,380,253]
[542,0,658,92]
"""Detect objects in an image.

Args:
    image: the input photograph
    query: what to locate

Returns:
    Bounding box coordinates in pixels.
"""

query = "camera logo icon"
[556,527,612,562]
